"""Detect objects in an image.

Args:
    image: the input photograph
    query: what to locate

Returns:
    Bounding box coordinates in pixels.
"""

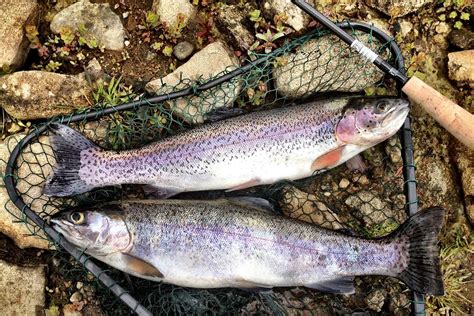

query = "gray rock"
[448,29,474,50]
[215,4,255,50]
[364,0,434,17]
[0,259,46,314]
[173,41,194,61]
[448,50,474,87]
[273,33,386,99]
[0,134,52,250]
[146,42,241,124]
[84,58,104,82]
[0,70,93,120]
[152,0,196,29]
[50,0,125,51]
[0,0,39,70]
[263,0,312,32]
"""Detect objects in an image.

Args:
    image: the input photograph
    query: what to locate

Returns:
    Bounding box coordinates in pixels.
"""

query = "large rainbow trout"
[44,97,409,197]
[52,199,444,295]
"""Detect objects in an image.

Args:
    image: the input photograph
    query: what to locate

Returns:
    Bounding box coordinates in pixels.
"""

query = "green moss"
[363,221,400,238]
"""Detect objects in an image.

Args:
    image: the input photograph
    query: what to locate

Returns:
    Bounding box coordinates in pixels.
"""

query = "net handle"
[292,0,474,150]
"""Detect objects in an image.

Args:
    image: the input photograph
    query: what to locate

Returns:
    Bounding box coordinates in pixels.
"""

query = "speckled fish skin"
[44,97,409,197]
[51,200,444,295]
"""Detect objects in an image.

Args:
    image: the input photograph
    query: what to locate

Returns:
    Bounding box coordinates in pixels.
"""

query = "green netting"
[2,25,414,314]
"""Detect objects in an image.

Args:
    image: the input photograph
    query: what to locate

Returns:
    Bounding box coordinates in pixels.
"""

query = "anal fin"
[306,277,355,294]
[233,278,272,289]
[226,197,275,213]
[143,185,182,199]
[226,178,261,192]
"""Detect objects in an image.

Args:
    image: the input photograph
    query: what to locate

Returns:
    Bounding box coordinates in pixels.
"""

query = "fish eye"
[69,212,86,225]
[377,101,389,112]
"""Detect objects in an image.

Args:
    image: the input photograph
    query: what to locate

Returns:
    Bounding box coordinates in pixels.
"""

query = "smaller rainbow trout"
[52,199,444,295]
[44,97,409,197]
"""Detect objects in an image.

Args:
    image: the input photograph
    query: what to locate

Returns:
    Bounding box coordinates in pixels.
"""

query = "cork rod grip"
[402,76,474,149]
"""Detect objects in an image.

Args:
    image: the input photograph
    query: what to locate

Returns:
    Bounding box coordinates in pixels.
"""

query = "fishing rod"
[292,0,474,149]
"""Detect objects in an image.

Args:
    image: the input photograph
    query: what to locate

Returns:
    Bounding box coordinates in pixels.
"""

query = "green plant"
[427,228,473,314]
[93,77,134,106]
[45,60,62,72]
[145,11,159,29]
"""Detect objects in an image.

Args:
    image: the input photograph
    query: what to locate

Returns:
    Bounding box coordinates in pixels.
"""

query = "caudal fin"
[43,124,99,197]
[395,207,445,296]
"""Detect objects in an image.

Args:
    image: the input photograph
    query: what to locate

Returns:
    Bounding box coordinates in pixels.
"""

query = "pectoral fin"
[122,253,164,278]
[306,277,355,294]
[311,146,346,171]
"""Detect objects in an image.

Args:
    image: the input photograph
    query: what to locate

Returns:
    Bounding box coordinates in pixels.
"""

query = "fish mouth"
[384,103,410,129]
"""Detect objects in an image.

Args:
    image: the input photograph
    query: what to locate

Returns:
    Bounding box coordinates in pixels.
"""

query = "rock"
[345,191,387,226]
[76,281,84,290]
[386,137,402,164]
[365,289,386,312]
[152,0,196,30]
[0,71,93,120]
[0,0,39,70]
[0,134,53,249]
[435,22,450,35]
[50,0,125,51]
[63,304,84,316]
[448,50,474,86]
[0,259,46,314]
[70,291,83,303]
[468,204,474,226]
[448,29,474,50]
[273,33,386,99]
[454,146,474,225]
[280,186,344,230]
[146,42,241,124]
[339,178,350,189]
[364,0,434,17]
[262,0,311,32]
[173,41,194,61]
[84,58,104,82]
[398,21,413,38]
[215,4,255,50]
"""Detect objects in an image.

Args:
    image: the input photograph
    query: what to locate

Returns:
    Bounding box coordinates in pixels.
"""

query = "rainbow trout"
[51,199,444,295]
[44,97,409,197]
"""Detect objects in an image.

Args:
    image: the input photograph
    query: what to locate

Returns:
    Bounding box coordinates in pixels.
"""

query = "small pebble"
[357,175,369,185]
[173,41,194,61]
[124,40,130,47]
[76,282,83,290]
[339,178,350,189]
[122,12,130,18]
[70,291,83,303]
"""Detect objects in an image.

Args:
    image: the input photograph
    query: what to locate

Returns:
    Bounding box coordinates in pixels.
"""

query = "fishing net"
[2,23,416,315]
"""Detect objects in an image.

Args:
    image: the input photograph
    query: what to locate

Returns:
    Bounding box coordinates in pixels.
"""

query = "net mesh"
[2,25,413,314]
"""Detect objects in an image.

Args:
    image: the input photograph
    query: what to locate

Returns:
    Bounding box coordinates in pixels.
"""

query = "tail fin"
[43,124,99,197]
[394,207,445,296]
